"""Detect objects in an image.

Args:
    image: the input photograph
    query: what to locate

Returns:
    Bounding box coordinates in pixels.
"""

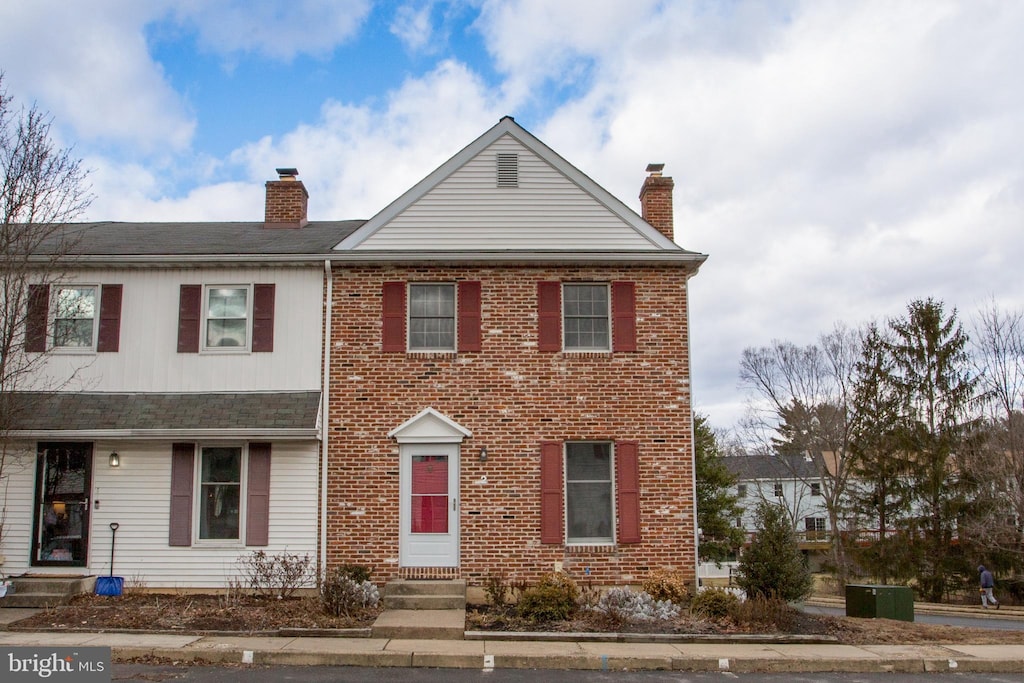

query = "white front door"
[399,443,459,567]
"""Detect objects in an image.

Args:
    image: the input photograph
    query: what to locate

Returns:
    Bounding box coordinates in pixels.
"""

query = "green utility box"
[845,584,914,622]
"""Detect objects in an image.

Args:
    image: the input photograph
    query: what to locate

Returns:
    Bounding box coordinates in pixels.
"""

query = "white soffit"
[389,407,472,444]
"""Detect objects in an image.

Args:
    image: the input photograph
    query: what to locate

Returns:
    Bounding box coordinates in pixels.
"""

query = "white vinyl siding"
[34,267,322,393]
[356,136,656,250]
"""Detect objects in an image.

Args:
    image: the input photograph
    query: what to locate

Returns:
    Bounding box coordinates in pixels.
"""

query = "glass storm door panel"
[34,443,93,566]
[400,444,459,567]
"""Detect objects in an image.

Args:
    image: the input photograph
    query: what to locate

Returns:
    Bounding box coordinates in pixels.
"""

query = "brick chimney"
[264,167,308,229]
[639,163,674,242]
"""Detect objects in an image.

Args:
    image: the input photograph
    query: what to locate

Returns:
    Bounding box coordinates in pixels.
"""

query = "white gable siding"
[356,135,657,250]
[0,444,39,577]
[34,266,323,393]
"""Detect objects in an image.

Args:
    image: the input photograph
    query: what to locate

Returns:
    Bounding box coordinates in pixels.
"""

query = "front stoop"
[372,579,467,640]
[1,575,97,608]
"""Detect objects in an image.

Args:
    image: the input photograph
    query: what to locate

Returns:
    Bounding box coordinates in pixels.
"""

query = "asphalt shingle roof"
[724,453,822,480]
[6,391,321,431]
[38,221,364,256]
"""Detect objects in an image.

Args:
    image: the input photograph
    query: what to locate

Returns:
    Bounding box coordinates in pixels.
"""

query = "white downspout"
[320,259,332,580]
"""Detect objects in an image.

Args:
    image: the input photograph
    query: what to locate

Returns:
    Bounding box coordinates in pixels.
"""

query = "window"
[773,483,784,497]
[205,286,249,349]
[804,517,826,539]
[563,284,610,351]
[737,483,747,498]
[198,446,242,541]
[409,284,455,351]
[565,442,613,544]
[811,482,822,496]
[53,286,97,349]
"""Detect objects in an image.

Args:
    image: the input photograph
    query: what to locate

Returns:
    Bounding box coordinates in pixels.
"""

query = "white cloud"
[391,2,436,52]
[0,0,194,151]
[170,0,373,60]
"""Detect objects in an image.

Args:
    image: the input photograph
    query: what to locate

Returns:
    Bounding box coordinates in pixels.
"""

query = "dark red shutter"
[615,441,641,543]
[457,281,482,352]
[381,282,406,352]
[540,441,564,544]
[177,285,201,353]
[252,284,275,352]
[537,282,561,351]
[612,281,637,352]
[169,443,195,547]
[25,284,49,352]
[96,284,123,352]
[246,443,271,546]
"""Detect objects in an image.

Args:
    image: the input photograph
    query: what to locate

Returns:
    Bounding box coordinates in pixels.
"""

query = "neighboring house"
[2,175,344,587]
[3,117,707,589]
[726,453,830,548]
[321,117,706,586]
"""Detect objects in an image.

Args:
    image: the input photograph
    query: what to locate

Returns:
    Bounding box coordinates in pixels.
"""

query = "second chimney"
[265,167,309,229]
[639,163,674,242]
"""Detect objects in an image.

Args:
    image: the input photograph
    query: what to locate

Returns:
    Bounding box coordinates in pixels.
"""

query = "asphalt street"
[803,604,1024,631]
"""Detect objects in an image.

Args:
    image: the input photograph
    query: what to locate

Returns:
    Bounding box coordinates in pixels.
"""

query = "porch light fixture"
[479,447,487,462]
[109,452,120,468]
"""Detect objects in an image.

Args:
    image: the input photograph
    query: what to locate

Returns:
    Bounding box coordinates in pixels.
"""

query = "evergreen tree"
[693,414,745,564]
[735,500,812,602]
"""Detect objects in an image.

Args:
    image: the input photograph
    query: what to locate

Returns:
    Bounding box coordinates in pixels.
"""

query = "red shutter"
[537,281,561,351]
[246,443,271,546]
[381,282,406,352]
[25,284,49,352]
[612,281,637,352]
[177,285,201,353]
[540,441,564,544]
[169,443,195,547]
[252,284,275,352]
[96,284,122,352]
[457,281,482,352]
[615,440,641,543]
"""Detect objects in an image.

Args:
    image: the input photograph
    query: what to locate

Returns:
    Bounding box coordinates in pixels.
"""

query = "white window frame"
[773,482,784,497]
[562,283,611,352]
[193,443,248,547]
[202,284,253,353]
[564,441,615,546]
[51,284,99,353]
[407,283,456,352]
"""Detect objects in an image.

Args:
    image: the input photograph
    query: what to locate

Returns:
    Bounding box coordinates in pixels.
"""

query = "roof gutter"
[7,428,320,440]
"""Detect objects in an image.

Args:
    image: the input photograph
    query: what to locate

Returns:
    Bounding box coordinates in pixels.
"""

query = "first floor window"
[804,517,826,539]
[199,446,242,540]
[563,284,610,351]
[409,283,455,350]
[565,442,613,543]
[53,286,97,349]
[205,286,249,349]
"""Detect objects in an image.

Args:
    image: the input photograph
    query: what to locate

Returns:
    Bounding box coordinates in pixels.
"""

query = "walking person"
[979,565,999,609]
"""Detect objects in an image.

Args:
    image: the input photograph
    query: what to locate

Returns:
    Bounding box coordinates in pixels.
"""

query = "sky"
[1,0,1021,432]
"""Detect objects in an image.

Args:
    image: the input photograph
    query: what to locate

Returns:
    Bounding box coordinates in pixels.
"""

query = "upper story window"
[408,283,455,351]
[53,286,97,349]
[565,442,613,544]
[737,483,747,498]
[563,284,610,351]
[773,483,784,497]
[205,286,250,350]
[811,482,822,496]
[177,283,274,354]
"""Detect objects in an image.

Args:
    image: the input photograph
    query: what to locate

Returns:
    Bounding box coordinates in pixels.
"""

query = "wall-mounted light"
[479,447,488,462]
[52,501,66,516]
[109,452,120,468]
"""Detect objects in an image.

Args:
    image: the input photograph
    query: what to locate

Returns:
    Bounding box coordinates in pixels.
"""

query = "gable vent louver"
[496,153,519,188]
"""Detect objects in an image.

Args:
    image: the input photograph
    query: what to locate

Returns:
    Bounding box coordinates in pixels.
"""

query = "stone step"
[383,594,466,610]
[1,575,96,608]
[384,579,466,597]
[370,609,465,640]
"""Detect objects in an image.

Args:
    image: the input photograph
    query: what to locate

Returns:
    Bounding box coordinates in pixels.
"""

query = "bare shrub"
[236,550,314,599]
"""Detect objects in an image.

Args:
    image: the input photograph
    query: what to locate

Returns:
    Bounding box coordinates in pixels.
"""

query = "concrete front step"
[383,579,466,611]
[370,609,466,640]
[1,575,96,608]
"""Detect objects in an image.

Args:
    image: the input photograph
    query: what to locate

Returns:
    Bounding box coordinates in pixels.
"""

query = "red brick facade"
[640,173,675,241]
[325,263,698,587]
[264,176,309,228]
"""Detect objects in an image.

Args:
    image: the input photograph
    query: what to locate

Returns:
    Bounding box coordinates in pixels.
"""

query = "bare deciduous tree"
[0,74,91,559]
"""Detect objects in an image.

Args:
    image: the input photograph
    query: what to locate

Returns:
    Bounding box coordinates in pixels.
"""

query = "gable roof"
[334,117,706,267]
[725,453,823,481]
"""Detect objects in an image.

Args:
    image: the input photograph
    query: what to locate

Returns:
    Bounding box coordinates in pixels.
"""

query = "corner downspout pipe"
[320,259,332,581]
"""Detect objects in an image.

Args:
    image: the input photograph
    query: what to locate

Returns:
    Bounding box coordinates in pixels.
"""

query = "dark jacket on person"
[979,565,995,589]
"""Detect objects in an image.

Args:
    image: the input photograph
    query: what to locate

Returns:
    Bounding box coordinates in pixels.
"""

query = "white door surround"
[390,408,470,568]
